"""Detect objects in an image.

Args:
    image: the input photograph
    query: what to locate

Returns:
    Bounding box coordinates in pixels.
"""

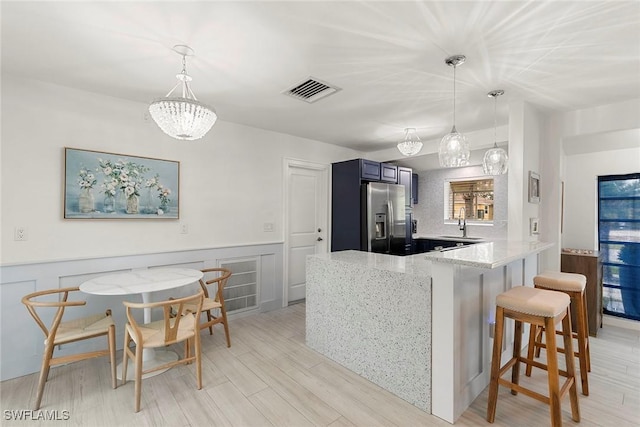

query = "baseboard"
[603,314,640,331]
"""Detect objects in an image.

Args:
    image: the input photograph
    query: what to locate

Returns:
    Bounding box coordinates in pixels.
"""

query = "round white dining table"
[79,267,204,380]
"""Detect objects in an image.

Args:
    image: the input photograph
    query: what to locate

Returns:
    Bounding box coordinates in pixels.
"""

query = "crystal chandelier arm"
[185,83,198,101]
[165,82,182,98]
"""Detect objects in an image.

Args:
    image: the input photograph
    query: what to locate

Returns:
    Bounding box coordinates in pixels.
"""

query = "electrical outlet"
[180,224,188,234]
[14,227,28,241]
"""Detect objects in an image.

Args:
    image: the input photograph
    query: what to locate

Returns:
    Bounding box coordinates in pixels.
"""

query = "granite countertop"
[311,250,431,277]
[422,240,554,269]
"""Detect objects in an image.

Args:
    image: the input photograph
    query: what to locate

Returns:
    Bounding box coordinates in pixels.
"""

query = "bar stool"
[526,271,591,396]
[487,286,580,427]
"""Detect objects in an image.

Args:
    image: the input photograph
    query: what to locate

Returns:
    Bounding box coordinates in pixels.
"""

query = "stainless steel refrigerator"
[361,182,407,255]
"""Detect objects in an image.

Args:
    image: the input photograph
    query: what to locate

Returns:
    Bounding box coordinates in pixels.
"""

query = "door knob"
[317,237,323,241]
[317,228,322,232]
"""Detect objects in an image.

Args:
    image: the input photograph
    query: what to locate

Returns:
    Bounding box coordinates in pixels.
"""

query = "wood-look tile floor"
[1,303,638,426]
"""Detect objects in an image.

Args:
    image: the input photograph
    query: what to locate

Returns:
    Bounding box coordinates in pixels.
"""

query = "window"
[446,178,494,221]
[598,173,640,321]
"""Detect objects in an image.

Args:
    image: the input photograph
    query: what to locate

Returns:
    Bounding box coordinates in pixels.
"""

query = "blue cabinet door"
[398,167,412,207]
[412,173,419,204]
[361,159,381,181]
[380,163,398,183]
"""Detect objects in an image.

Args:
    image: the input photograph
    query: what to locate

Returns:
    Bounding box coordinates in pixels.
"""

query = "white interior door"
[285,160,329,303]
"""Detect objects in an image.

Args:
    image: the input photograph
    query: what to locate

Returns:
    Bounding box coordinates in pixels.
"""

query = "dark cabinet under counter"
[413,238,476,253]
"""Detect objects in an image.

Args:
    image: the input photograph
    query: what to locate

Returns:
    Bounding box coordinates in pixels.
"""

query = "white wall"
[539,98,640,271]
[1,75,361,265]
[507,100,543,243]
[563,146,640,250]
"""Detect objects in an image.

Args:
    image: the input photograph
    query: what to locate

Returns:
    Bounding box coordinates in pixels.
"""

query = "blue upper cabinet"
[412,173,419,205]
[397,167,412,207]
[360,159,381,181]
[380,163,398,183]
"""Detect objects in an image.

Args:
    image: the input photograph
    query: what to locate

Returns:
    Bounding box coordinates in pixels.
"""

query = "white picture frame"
[528,171,540,203]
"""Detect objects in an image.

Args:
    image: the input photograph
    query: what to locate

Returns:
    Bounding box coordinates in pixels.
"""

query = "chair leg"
[544,317,562,427]
[221,309,231,348]
[34,342,55,410]
[534,325,544,358]
[573,293,590,396]
[206,310,214,335]
[525,324,537,377]
[486,307,505,423]
[195,332,202,390]
[562,308,580,423]
[108,324,117,389]
[122,331,131,386]
[582,291,591,372]
[511,320,522,396]
[134,343,143,413]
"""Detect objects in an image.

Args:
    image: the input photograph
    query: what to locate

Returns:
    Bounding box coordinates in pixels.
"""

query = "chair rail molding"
[0,243,283,381]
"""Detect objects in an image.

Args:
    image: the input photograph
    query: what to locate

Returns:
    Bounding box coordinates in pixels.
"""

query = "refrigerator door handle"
[387,200,394,253]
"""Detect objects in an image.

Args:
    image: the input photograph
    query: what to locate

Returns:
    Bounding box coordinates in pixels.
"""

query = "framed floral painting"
[64,148,179,219]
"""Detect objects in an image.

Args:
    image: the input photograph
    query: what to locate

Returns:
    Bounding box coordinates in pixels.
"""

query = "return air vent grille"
[283,77,340,103]
[219,257,259,313]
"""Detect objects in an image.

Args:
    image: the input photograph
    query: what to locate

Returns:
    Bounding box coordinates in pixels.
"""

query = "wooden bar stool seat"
[527,271,591,396]
[487,286,580,427]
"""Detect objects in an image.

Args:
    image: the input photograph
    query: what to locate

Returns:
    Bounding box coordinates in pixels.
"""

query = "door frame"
[282,158,331,306]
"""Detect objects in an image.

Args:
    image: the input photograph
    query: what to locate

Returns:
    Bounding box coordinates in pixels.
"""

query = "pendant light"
[149,45,217,141]
[397,128,423,156]
[438,55,470,168]
[482,90,509,175]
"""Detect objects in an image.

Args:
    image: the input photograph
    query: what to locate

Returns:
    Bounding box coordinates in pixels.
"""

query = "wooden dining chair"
[121,291,204,412]
[185,268,232,347]
[21,287,117,410]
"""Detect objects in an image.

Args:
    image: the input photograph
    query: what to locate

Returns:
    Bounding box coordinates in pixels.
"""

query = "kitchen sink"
[438,235,484,240]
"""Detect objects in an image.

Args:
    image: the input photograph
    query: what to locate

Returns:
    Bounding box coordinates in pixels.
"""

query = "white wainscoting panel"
[0,243,283,381]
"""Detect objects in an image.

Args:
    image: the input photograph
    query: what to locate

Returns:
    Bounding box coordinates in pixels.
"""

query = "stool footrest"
[497,378,549,405]
[534,341,583,359]
[522,356,570,378]
[496,358,576,405]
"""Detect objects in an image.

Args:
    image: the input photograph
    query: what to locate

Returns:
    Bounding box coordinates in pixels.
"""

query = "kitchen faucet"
[458,207,467,238]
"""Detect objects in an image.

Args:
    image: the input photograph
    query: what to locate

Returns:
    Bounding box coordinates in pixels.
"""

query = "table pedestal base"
[117,349,179,381]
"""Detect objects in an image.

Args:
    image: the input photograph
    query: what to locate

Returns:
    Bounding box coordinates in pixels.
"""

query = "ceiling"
[2,1,639,155]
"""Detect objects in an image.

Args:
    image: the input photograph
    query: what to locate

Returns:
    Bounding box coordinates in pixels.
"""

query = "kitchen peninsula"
[306,240,553,424]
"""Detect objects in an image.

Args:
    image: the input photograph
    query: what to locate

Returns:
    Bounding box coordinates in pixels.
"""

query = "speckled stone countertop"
[423,240,554,269]
[311,250,431,277]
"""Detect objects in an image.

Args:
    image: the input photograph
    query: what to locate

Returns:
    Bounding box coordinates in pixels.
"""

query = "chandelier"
[482,90,509,175]
[149,45,217,141]
[397,128,423,156]
[438,55,470,168]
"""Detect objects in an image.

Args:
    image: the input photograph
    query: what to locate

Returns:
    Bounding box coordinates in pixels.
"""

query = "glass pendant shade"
[149,45,217,141]
[438,55,469,168]
[397,128,423,156]
[482,89,508,175]
[439,126,470,167]
[482,144,509,175]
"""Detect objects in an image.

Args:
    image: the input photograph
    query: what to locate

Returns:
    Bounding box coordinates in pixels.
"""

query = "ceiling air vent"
[283,77,341,103]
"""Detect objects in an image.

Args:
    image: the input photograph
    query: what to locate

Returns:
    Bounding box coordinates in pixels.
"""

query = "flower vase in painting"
[103,194,115,213]
[79,188,94,213]
[157,184,171,215]
[126,195,139,214]
[77,167,96,213]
